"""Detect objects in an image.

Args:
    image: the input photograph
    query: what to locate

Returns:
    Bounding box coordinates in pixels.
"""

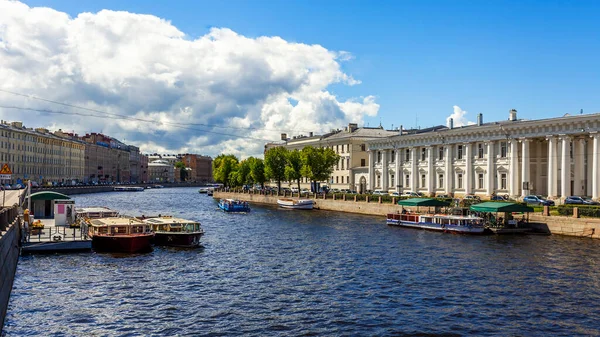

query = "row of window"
[376,142,510,163]
[377,172,509,190]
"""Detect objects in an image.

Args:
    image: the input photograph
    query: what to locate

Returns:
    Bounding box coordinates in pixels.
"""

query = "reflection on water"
[5,187,600,336]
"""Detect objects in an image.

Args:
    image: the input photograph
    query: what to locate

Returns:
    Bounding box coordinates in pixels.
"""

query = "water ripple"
[4,187,600,336]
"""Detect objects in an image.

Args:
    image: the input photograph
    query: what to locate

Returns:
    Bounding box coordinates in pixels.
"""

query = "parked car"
[564,196,585,205]
[389,192,400,197]
[464,195,481,201]
[582,197,600,205]
[403,191,422,197]
[523,195,555,206]
[372,190,387,196]
[300,188,310,195]
[436,194,450,198]
[491,195,508,201]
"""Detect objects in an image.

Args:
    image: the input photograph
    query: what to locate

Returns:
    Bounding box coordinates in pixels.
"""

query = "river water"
[4,187,600,336]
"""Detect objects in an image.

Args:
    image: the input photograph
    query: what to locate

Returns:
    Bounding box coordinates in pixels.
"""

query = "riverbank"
[214,190,600,239]
[33,182,207,195]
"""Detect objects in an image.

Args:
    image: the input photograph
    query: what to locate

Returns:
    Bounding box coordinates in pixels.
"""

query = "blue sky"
[22,0,600,130]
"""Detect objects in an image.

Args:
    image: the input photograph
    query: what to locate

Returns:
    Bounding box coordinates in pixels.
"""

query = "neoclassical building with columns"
[365,110,600,201]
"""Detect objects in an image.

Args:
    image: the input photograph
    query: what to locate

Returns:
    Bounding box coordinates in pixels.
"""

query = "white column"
[573,138,585,196]
[536,140,543,195]
[427,146,434,196]
[509,139,519,198]
[521,139,530,197]
[486,141,494,196]
[464,143,471,195]
[395,148,401,193]
[368,150,374,191]
[547,136,557,198]
[560,135,571,198]
[592,134,599,199]
[411,147,418,192]
[381,150,388,190]
[445,145,453,194]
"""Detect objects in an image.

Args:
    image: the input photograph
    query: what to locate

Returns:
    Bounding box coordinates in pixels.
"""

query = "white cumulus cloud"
[0,1,379,158]
[446,105,475,128]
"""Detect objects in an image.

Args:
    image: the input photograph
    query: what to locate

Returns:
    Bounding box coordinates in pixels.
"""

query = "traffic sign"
[0,164,12,175]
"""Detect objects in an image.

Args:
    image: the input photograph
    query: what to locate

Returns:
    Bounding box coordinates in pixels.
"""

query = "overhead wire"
[0,105,279,142]
[0,88,314,134]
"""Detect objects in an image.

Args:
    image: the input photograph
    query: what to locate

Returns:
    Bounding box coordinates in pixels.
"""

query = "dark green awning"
[397,198,450,207]
[470,202,533,213]
[28,191,71,201]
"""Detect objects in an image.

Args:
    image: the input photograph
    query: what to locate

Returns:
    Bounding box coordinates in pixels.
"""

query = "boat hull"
[91,233,154,253]
[386,214,486,234]
[218,201,250,212]
[277,199,314,210]
[154,232,203,248]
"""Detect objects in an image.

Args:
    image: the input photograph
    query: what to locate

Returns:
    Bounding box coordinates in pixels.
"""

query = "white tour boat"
[386,212,487,234]
[277,198,314,210]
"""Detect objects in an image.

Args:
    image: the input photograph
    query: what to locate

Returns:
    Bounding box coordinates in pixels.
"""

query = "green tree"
[249,157,266,188]
[212,154,239,187]
[174,161,187,181]
[285,149,304,193]
[264,146,288,190]
[236,159,252,187]
[301,146,340,189]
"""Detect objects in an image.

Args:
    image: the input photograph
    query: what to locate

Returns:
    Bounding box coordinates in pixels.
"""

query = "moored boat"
[207,188,214,196]
[114,186,144,192]
[218,199,250,212]
[141,216,203,248]
[386,212,486,234]
[277,198,314,210]
[86,217,155,253]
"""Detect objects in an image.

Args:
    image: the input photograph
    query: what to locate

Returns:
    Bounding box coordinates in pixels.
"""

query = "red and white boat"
[86,217,154,253]
[140,216,204,248]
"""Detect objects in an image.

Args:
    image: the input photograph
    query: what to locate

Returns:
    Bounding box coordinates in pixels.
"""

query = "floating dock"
[22,219,91,254]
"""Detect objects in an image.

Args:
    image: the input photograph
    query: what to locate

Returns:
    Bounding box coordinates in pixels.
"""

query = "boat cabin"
[141,216,203,233]
[88,217,151,236]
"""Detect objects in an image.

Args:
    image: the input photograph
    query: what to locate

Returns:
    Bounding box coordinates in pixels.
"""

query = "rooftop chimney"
[399,125,404,135]
[477,113,483,126]
[280,133,287,141]
[449,118,454,129]
[348,123,358,132]
[309,132,313,137]
[509,109,517,121]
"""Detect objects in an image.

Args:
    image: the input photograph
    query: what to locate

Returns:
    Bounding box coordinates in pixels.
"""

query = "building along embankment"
[0,206,21,334]
[214,190,600,240]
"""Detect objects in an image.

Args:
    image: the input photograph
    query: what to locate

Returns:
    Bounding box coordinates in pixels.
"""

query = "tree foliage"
[212,154,239,187]
[174,161,187,181]
[249,157,266,188]
[264,146,288,190]
[301,146,340,184]
[285,149,304,192]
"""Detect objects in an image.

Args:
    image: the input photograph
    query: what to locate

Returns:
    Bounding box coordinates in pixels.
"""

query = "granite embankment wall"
[36,182,206,195]
[0,206,21,334]
[215,191,600,239]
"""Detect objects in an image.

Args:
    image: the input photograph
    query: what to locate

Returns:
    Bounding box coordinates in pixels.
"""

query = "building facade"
[0,122,85,185]
[80,133,131,184]
[148,159,175,183]
[366,110,600,201]
[181,154,213,182]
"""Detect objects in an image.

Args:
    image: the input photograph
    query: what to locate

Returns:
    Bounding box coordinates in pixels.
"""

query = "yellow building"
[0,121,85,186]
